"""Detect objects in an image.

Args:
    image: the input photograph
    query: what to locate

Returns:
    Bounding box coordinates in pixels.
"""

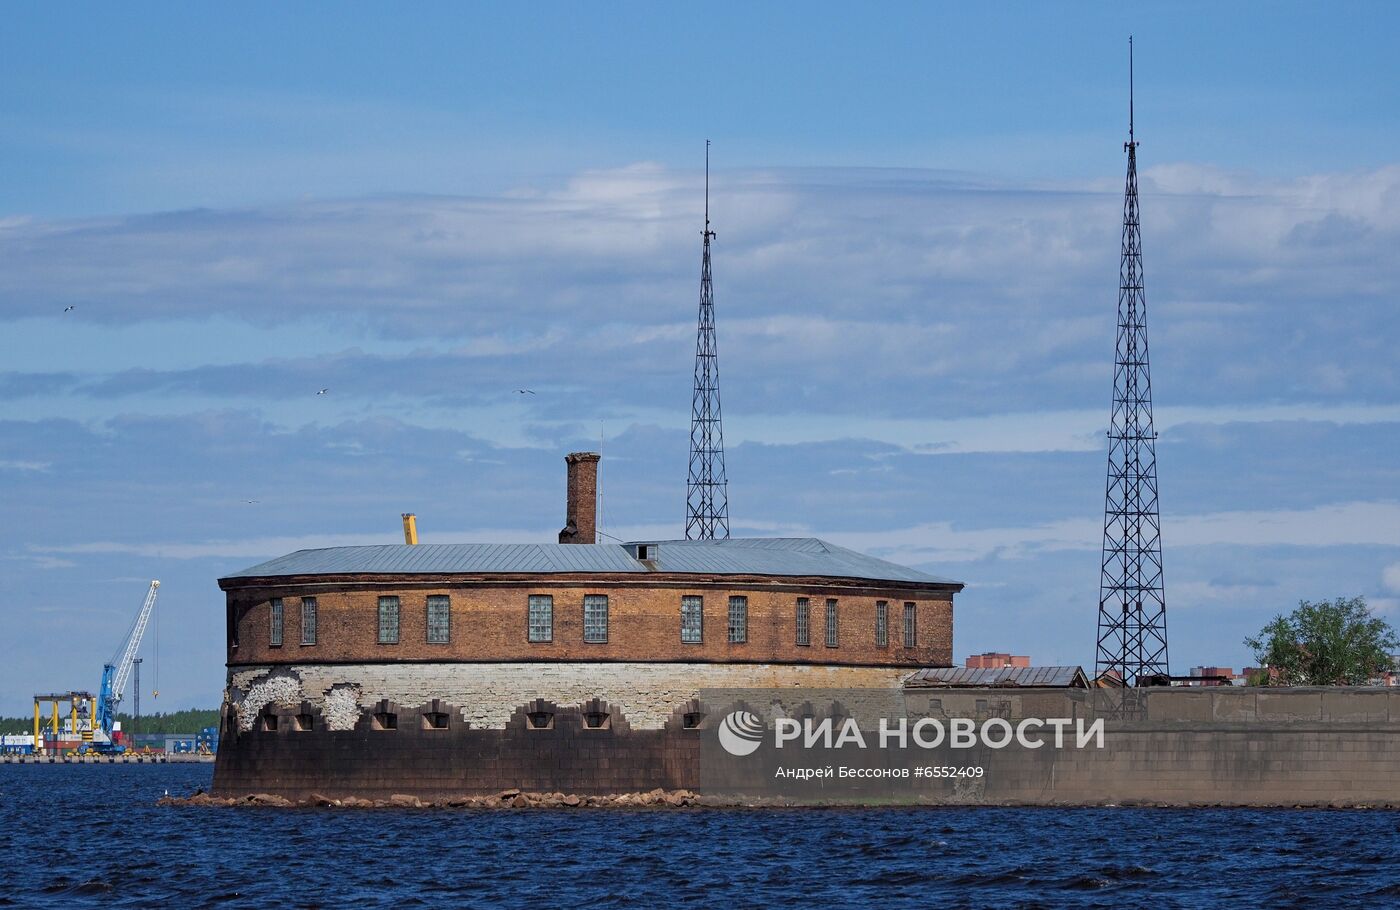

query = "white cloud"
[1,160,1396,440]
[0,459,51,471]
[828,500,1400,566]
[728,402,1400,455]
[3,553,75,569]
[1383,563,1400,594]
[33,501,1400,570]
[33,528,548,561]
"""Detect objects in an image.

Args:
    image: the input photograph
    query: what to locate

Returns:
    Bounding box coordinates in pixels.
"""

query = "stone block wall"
[227,661,918,731]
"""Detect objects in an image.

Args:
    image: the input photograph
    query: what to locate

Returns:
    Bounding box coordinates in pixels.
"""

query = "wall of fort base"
[228,661,919,732]
[213,683,1400,806]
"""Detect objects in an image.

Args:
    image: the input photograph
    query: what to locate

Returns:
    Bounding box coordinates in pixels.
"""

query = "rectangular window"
[796,598,810,646]
[269,598,284,647]
[875,600,888,648]
[681,596,703,644]
[378,596,400,644]
[728,596,748,644]
[528,595,553,643]
[301,597,317,645]
[584,594,609,643]
[427,595,450,644]
[903,602,917,648]
[825,599,839,648]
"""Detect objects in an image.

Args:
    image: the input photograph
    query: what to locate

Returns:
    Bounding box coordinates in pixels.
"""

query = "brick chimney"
[558,452,600,544]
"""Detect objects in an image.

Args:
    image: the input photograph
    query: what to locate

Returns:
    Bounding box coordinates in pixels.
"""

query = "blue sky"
[3,3,1399,714]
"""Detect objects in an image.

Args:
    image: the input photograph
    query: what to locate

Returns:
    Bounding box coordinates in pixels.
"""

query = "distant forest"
[0,708,219,736]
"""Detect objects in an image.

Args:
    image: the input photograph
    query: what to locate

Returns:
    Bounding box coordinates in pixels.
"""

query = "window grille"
[528,595,553,643]
[300,597,317,645]
[681,596,703,643]
[378,596,400,644]
[427,595,450,644]
[584,595,609,643]
[269,598,283,647]
[727,596,748,644]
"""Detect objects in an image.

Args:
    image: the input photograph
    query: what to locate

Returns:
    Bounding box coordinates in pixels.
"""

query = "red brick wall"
[225,574,955,668]
[558,452,600,544]
[966,653,1031,668]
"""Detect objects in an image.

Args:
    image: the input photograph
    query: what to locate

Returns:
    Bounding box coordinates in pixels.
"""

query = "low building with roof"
[906,666,1089,689]
[212,452,964,798]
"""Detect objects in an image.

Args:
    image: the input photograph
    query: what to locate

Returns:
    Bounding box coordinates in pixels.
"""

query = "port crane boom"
[96,579,159,739]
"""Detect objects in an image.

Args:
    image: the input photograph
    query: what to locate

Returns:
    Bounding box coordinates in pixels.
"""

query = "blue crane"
[93,580,160,752]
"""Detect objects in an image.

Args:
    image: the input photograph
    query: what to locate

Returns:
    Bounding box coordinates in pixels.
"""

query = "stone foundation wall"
[227,661,916,732]
[213,699,699,800]
[213,682,1400,806]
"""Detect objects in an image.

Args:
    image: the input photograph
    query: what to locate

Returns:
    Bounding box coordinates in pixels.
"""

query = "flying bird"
[514,389,536,395]
[64,305,75,313]
[317,388,329,395]
[245,500,260,504]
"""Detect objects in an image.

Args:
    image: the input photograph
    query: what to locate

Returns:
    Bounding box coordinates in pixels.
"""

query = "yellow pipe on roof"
[402,513,418,545]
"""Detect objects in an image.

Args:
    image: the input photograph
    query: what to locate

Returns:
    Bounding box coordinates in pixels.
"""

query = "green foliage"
[0,708,219,736]
[1244,597,1399,686]
[0,717,31,735]
[1243,668,1273,687]
[115,708,220,735]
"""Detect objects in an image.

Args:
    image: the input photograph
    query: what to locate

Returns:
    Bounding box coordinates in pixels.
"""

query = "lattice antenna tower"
[1095,36,1169,685]
[685,140,731,540]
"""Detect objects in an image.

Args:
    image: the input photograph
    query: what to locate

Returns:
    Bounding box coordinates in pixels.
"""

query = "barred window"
[300,597,317,645]
[269,598,284,647]
[378,596,400,644]
[427,595,450,644]
[681,596,703,644]
[875,600,888,648]
[903,602,917,648]
[728,596,748,644]
[584,594,608,643]
[796,598,811,646]
[528,595,553,643]
[825,598,839,648]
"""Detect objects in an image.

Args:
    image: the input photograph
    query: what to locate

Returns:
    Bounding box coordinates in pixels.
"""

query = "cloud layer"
[2,162,1399,713]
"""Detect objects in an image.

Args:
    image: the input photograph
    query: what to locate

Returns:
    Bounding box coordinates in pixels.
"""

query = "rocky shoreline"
[157,789,1400,810]
[160,788,721,809]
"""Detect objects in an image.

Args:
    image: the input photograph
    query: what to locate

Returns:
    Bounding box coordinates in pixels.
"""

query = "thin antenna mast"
[1096,36,1169,689]
[686,139,730,539]
[597,420,605,542]
[1129,35,1135,146]
[704,139,710,231]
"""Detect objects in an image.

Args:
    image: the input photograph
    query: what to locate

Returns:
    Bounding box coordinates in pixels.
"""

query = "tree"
[1244,597,1399,686]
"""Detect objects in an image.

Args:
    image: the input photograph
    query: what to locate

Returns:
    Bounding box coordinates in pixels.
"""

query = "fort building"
[212,452,962,797]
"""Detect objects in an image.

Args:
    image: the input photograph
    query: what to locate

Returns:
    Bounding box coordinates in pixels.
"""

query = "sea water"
[1,764,1397,908]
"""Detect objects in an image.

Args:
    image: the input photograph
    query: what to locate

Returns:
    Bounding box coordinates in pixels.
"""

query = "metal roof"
[904,666,1089,688]
[222,537,960,586]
